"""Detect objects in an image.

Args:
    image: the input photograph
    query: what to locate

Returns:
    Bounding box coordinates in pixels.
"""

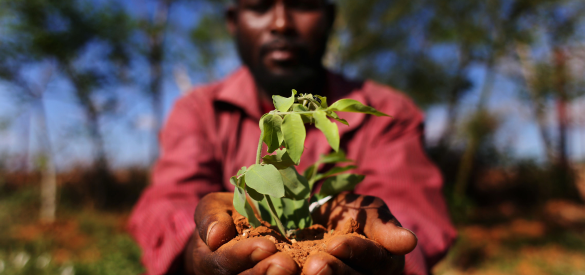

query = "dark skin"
[183,0,418,274]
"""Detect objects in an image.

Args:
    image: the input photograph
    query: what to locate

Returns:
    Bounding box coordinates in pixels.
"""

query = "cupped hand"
[187,192,298,275]
[304,192,418,275]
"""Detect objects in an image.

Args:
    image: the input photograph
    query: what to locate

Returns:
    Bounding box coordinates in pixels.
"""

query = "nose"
[270,2,293,35]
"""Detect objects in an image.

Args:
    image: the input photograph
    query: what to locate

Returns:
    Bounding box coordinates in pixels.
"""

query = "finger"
[204,237,279,274]
[195,193,237,251]
[239,252,299,275]
[303,252,360,275]
[336,194,418,255]
[326,235,404,274]
[363,212,417,255]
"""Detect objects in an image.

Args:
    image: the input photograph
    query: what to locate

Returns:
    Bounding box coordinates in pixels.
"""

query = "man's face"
[227,0,335,94]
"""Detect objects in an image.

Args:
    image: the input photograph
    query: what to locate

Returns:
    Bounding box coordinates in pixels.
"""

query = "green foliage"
[245,164,285,198]
[318,174,365,199]
[328,99,391,117]
[262,115,284,153]
[313,110,340,152]
[261,149,295,169]
[281,113,306,164]
[273,89,297,112]
[231,176,262,227]
[232,89,389,236]
[279,166,310,200]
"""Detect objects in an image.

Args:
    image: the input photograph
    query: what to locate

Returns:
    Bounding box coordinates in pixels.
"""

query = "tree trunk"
[439,48,471,149]
[516,44,556,162]
[454,57,496,197]
[553,47,569,169]
[86,105,111,208]
[148,0,173,164]
[37,100,56,223]
[65,64,111,208]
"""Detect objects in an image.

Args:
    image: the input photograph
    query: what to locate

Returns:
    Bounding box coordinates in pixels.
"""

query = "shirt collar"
[215,66,367,134]
[215,67,263,119]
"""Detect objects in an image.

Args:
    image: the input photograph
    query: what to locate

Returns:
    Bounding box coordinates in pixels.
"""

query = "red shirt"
[128,68,457,275]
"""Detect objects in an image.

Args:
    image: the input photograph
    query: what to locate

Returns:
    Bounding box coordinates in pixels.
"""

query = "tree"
[0,0,134,208]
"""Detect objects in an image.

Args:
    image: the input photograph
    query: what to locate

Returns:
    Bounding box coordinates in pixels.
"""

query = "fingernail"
[316,264,332,275]
[251,247,273,262]
[267,264,294,275]
[329,242,351,259]
[205,221,219,246]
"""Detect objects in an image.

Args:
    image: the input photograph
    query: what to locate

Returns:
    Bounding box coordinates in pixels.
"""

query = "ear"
[225,5,237,36]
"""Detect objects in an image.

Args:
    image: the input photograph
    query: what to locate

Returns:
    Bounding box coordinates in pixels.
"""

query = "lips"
[268,49,294,61]
[261,41,300,63]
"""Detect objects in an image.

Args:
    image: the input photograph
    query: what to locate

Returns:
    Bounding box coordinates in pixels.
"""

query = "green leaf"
[314,110,340,152]
[318,174,365,197]
[279,198,312,229]
[328,99,390,117]
[245,202,262,227]
[246,184,264,201]
[293,104,312,124]
[303,164,317,182]
[233,178,261,227]
[259,113,270,129]
[262,114,284,153]
[314,95,328,108]
[279,166,310,200]
[281,113,306,164]
[326,111,349,126]
[319,150,353,164]
[245,164,285,198]
[233,184,247,217]
[237,167,247,177]
[262,148,296,169]
[229,176,237,186]
[256,197,276,225]
[273,90,295,112]
[311,165,357,183]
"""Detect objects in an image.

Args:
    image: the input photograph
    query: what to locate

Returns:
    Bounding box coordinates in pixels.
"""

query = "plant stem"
[273,111,317,115]
[256,128,263,165]
[265,195,286,236]
[256,126,287,236]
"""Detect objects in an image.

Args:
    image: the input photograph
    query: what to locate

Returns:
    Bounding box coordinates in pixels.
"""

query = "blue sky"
[0,0,584,171]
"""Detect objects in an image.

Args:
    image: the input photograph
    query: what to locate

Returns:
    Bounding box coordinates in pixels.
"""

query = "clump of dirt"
[229,212,366,269]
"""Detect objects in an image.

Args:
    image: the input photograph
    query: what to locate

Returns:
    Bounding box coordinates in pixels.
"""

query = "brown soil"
[227,212,367,270]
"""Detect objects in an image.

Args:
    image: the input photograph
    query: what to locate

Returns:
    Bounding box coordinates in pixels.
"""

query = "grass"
[0,188,144,275]
[2,184,584,275]
[434,219,585,275]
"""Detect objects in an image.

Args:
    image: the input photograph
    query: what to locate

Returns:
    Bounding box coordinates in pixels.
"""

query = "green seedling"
[230,89,390,237]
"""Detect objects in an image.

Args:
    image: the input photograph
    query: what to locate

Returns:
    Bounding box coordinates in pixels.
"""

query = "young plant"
[230,89,389,237]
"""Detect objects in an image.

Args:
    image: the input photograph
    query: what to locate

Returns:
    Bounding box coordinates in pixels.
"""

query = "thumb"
[364,218,417,255]
[195,193,237,251]
[198,211,237,251]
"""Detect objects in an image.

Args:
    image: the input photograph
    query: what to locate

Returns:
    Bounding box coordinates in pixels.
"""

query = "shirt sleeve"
[351,96,457,275]
[127,94,223,275]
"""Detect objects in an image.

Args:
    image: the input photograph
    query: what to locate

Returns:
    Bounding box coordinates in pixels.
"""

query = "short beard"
[236,36,327,97]
[249,64,323,97]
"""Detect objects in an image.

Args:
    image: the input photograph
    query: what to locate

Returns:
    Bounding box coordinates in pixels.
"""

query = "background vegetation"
[0,0,584,274]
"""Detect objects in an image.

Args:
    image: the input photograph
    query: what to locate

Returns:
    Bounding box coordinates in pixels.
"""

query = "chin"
[251,64,321,95]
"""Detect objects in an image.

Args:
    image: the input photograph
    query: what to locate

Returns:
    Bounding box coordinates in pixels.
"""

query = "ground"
[0,189,144,275]
[1,188,585,275]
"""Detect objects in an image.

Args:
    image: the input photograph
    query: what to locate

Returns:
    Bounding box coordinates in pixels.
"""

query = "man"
[128,0,457,274]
